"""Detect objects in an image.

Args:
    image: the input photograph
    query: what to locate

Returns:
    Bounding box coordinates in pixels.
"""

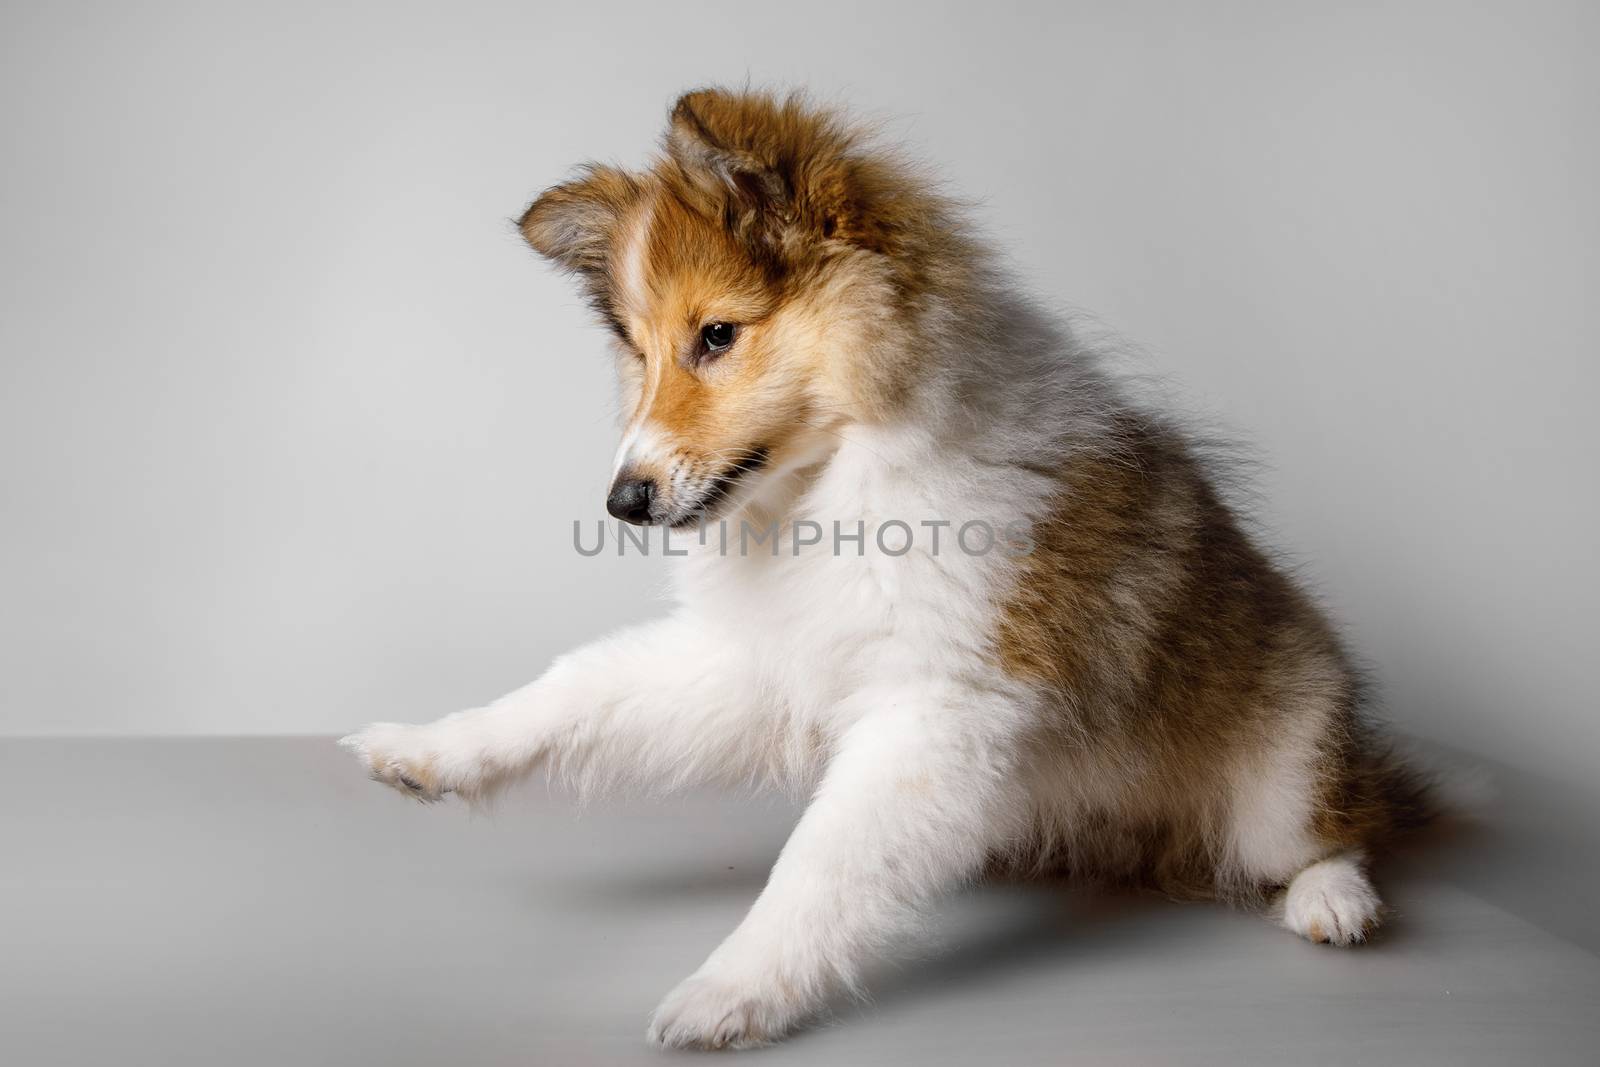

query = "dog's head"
[519,90,940,526]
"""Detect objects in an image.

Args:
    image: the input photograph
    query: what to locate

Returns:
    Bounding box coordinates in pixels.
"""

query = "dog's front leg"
[340,614,770,802]
[648,691,1026,1049]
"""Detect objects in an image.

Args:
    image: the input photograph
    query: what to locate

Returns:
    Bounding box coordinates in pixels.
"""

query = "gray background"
[2,0,1595,793]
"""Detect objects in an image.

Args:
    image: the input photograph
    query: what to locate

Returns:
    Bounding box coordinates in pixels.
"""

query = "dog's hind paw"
[1281,853,1383,945]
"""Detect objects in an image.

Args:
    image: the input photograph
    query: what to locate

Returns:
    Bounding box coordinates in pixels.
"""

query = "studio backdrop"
[1,1,1594,793]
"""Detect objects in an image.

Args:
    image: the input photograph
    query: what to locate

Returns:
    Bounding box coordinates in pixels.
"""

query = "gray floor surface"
[3,737,1597,1066]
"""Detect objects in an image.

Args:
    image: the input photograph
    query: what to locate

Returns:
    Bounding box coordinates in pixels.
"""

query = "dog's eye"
[699,322,737,356]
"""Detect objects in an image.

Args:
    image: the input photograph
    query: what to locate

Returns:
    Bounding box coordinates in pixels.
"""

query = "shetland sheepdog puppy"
[342,89,1432,1049]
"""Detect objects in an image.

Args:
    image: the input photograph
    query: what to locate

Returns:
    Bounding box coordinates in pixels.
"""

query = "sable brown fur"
[994,418,1433,900]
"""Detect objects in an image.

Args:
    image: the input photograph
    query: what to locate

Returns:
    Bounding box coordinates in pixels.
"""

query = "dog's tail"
[1369,734,1494,845]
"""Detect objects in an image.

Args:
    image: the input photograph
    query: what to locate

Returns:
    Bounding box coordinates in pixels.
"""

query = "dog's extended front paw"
[647,969,806,1051]
[339,721,457,802]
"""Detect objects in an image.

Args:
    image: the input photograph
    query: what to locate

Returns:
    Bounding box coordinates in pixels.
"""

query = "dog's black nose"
[606,475,655,525]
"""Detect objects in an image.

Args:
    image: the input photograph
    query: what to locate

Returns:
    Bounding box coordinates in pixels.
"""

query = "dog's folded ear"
[666,90,796,210]
[665,89,898,256]
[518,164,641,273]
